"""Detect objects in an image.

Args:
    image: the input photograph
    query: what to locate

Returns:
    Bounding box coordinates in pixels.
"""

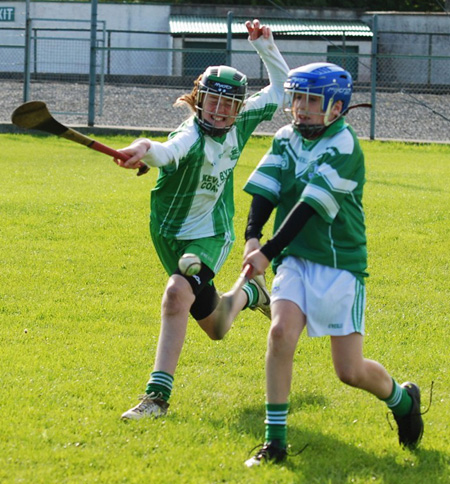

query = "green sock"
[145,371,174,402]
[264,403,289,447]
[242,281,258,309]
[382,379,412,417]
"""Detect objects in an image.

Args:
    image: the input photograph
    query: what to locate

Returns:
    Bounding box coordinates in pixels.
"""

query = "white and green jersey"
[142,35,289,241]
[244,118,368,281]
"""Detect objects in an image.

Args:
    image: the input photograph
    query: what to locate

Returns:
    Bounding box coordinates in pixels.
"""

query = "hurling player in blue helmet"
[283,62,353,139]
[242,62,424,466]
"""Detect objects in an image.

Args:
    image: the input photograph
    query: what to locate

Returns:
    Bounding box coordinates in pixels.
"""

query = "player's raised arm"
[244,18,289,112]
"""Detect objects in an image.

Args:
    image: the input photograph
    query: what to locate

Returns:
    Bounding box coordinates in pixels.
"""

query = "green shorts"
[150,225,235,276]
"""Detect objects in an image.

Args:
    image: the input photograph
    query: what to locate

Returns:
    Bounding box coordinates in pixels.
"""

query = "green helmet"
[196,65,248,136]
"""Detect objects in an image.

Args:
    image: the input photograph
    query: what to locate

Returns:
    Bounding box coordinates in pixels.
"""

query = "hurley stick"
[11,101,149,176]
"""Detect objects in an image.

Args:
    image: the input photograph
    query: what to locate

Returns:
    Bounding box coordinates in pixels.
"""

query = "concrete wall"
[1,2,449,82]
[0,1,171,74]
[3,2,450,36]
[0,1,170,34]
[362,11,450,33]
[361,12,450,84]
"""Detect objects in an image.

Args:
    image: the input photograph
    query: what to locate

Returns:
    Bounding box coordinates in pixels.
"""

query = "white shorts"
[271,256,366,337]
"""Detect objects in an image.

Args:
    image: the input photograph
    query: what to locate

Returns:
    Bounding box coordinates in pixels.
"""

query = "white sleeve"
[250,34,289,94]
[141,124,197,169]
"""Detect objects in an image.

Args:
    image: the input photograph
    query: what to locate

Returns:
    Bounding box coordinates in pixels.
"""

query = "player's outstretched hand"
[114,138,151,170]
[243,249,270,277]
[245,19,272,41]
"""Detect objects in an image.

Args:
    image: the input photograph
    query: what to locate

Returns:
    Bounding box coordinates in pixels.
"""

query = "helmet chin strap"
[294,99,335,139]
[294,114,344,140]
[294,102,372,140]
[294,122,327,140]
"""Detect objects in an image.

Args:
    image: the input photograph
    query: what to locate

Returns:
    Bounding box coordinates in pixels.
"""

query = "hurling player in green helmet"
[195,65,248,137]
[242,62,424,466]
[114,19,289,421]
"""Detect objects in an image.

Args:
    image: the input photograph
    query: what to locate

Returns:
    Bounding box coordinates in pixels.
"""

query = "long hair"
[173,74,202,113]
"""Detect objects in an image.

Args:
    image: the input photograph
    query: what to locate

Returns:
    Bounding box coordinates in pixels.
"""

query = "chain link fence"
[1,25,450,142]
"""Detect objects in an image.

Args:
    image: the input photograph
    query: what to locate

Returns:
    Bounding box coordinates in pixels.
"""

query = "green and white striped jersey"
[143,35,289,241]
[244,118,368,281]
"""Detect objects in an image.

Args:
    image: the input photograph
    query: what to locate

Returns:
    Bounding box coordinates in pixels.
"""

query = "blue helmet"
[284,62,353,112]
[283,62,353,138]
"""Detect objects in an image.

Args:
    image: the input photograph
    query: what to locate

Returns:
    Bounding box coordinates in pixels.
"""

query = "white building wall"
[232,38,372,83]
[0,1,170,33]
[362,12,450,84]
[363,12,450,33]
[1,2,448,82]
[0,1,171,74]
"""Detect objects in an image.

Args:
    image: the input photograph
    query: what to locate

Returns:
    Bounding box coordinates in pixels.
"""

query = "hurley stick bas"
[11,101,149,176]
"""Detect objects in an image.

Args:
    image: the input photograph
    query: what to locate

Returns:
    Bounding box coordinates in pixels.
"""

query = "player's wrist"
[132,138,151,153]
[245,226,262,242]
[250,33,274,50]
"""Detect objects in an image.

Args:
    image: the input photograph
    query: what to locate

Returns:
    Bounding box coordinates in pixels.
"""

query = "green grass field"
[1,133,449,483]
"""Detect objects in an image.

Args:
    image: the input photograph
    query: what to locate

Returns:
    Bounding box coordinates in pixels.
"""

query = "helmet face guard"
[283,63,353,139]
[196,66,247,137]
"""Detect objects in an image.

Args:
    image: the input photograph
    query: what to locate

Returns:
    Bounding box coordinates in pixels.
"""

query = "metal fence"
[1,25,450,142]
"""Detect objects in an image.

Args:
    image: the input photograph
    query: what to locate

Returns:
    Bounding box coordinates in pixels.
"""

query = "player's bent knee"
[335,366,361,387]
[162,284,194,314]
[209,329,225,341]
[194,313,224,341]
[268,322,292,343]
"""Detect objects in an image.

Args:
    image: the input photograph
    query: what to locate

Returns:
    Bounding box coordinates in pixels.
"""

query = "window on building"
[327,45,359,81]
[183,41,226,77]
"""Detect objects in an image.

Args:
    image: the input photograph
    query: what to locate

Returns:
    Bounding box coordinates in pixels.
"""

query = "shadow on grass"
[369,178,446,194]
[222,392,447,484]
